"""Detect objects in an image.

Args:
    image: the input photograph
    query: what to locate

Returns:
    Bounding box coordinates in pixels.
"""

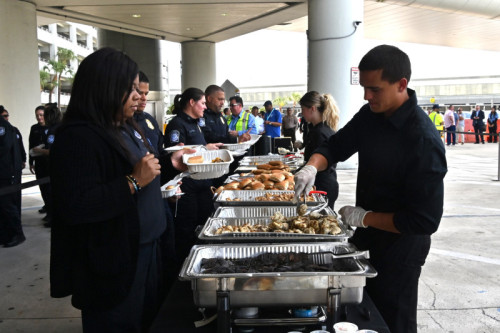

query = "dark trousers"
[488,124,498,143]
[159,200,177,297]
[82,241,162,333]
[34,159,49,207]
[173,178,214,265]
[283,128,297,150]
[446,125,456,145]
[0,176,23,244]
[474,124,484,143]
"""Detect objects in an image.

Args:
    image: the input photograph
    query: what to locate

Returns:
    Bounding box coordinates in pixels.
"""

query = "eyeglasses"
[230,104,240,108]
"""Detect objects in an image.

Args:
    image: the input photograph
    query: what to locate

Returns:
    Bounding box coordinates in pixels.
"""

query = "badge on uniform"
[47,134,55,144]
[198,118,206,127]
[134,130,142,140]
[146,119,154,130]
[45,129,49,135]
[0,127,5,136]
[170,130,180,143]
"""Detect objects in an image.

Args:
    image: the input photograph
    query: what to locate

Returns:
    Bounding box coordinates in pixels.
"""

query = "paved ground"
[0,142,499,332]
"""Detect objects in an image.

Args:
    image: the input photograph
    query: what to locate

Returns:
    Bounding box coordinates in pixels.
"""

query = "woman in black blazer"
[49,47,190,333]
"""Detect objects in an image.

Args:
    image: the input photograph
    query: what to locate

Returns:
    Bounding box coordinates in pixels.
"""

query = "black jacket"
[49,121,141,310]
[200,107,236,144]
[0,118,24,179]
[28,123,47,166]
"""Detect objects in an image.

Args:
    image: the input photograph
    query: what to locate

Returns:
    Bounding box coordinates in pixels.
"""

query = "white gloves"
[338,206,371,228]
[293,165,317,203]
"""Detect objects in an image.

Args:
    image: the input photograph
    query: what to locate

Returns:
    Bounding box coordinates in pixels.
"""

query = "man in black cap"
[429,104,444,138]
[263,100,282,138]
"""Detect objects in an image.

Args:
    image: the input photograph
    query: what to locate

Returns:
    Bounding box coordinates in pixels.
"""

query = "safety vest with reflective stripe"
[430,112,444,131]
[227,112,250,132]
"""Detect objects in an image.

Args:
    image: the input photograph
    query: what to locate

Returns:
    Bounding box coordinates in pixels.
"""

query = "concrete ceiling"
[35,0,500,52]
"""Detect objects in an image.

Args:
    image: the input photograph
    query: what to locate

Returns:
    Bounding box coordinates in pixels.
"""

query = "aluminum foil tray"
[179,243,377,307]
[215,190,326,206]
[182,149,234,180]
[212,205,334,218]
[198,216,351,243]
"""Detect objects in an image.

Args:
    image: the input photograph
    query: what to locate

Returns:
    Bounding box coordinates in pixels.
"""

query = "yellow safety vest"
[227,112,250,132]
[430,112,444,131]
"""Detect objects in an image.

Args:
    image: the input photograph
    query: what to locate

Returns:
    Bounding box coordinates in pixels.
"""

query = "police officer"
[31,103,62,227]
[164,88,222,265]
[200,85,236,144]
[0,106,26,247]
[29,105,49,214]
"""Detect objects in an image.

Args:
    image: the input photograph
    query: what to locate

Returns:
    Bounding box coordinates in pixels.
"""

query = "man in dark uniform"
[0,106,26,247]
[200,85,236,145]
[294,45,447,332]
[133,71,177,296]
[28,105,49,214]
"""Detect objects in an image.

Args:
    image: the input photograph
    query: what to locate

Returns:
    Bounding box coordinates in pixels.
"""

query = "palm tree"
[43,48,76,106]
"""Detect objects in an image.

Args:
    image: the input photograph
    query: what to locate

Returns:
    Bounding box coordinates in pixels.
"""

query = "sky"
[163,29,500,92]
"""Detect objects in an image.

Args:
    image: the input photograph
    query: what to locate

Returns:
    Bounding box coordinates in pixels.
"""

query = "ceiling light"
[186,27,191,31]
[221,13,228,17]
[131,14,141,18]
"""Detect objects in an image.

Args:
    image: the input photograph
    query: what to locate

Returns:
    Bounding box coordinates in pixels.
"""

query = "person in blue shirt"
[226,95,257,141]
[263,100,282,138]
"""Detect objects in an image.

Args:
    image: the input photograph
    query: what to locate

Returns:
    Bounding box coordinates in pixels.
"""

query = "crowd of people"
[428,103,499,144]
[5,44,499,333]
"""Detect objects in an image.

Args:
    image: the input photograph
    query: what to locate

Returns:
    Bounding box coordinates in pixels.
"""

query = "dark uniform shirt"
[304,122,338,209]
[28,123,48,167]
[315,89,447,331]
[164,111,207,147]
[133,112,164,156]
[121,124,166,244]
[199,107,236,144]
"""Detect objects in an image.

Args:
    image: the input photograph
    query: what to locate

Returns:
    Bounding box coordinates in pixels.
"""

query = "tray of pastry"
[215,190,325,206]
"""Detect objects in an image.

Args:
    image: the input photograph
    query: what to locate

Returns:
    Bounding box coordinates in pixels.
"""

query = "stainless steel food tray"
[179,242,377,307]
[239,155,291,164]
[199,216,351,243]
[215,190,326,206]
[212,205,334,218]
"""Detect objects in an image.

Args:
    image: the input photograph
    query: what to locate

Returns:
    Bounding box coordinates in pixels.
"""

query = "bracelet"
[126,175,142,193]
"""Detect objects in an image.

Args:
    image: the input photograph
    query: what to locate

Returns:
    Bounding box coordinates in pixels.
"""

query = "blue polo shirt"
[264,108,282,138]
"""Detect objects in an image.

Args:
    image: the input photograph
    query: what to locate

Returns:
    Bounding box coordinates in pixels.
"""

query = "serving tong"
[296,190,328,216]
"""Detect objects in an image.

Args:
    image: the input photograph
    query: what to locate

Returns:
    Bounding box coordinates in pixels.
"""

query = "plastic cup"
[333,322,358,333]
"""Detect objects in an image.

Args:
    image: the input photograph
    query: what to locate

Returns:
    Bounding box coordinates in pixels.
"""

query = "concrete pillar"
[181,41,216,91]
[307,0,364,168]
[0,0,41,153]
[98,29,166,126]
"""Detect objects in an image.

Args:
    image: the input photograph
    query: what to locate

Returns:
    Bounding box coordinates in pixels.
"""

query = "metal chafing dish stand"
[179,242,377,333]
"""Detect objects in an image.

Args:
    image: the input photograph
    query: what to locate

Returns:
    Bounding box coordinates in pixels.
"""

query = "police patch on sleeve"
[198,118,206,127]
[170,130,180,143]
[0,127,5,136]
[47,134,55,144]
[146,119,155,130]
[134,130,142,140]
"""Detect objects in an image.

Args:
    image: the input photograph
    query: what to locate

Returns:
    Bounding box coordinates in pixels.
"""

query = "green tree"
[290,92,302,109]
[273,96,291,112]
[39,70,53,92]
[43,48,76,106]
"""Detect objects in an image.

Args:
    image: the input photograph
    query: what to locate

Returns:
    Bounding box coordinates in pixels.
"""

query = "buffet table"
[149,280,390,333]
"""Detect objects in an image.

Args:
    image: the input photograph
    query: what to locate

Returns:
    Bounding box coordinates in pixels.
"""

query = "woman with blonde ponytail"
[299,91,340,209]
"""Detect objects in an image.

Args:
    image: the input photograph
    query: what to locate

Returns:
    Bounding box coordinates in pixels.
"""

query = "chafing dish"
[179,243,376,332]
[212,205,334,218]
[198,216,351,243]
[215,190,326,206]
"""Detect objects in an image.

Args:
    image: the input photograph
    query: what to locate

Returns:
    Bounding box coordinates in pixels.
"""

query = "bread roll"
[166,185,176,190]
[271,169,284,174]
[251,181,265,190]
[281,171,293,177]
[269,173,285,183]
[264,180,274,189]
[238,178,253,189]
[251,169,267,175]
[223,182,239,190]
[256,164,272,170]
[257,174,270,182]
[268,160,284,166]
[275,180,289,190]
[187,155,204,164]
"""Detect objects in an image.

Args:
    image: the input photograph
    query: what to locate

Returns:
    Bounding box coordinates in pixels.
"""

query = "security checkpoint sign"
[351,67,359,85]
